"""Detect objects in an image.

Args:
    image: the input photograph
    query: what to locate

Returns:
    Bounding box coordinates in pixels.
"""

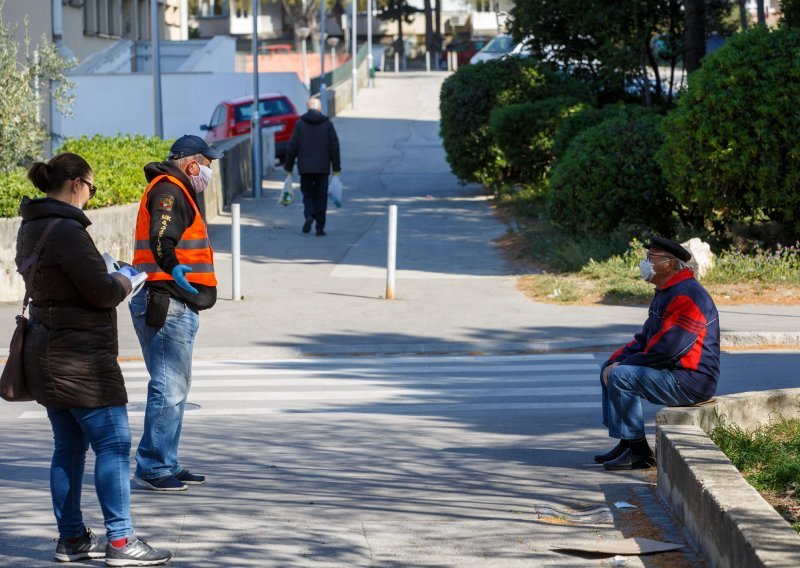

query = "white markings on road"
[18,354,602,419]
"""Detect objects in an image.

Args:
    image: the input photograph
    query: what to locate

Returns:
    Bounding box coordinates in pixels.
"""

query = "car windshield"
[484,36,514,53]
[235,98,292,121]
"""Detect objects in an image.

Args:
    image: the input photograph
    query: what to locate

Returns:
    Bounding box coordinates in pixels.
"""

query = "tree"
[377,0,421,66]
[0,1,74,170]
[509,1,734,104]
[782,0,800,27]
[684,0,706,72]
[658,25,800,235]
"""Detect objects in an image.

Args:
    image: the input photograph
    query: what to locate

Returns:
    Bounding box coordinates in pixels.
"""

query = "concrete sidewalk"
[109,71,800,360]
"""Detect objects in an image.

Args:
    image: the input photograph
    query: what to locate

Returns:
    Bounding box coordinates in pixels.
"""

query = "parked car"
[440,37,489,67]
[201,94,300,160]
[469,35,514,64]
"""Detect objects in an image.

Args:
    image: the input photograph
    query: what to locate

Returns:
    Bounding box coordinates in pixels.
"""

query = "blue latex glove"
[117,265,140,279]
[171,264,199,294]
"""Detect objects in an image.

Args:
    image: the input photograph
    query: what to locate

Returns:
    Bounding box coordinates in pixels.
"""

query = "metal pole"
[319,0,328,114]
[331,45,336,70]
[351,0,357,109]
[232,203,241,301]
[151,0,163,137]
[367,0,374,87]
[386,204,397,300]
[251,0,263,198]
[301,38,310,91]
[425,51,430,72]
[394,52,399,73]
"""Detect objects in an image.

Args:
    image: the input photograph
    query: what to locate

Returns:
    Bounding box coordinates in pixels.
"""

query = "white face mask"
[639,259,655,282]
[190,164,212,193]
[639,256,673,282]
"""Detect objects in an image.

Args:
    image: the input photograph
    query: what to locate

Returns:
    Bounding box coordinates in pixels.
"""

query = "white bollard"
[380,51,385,73]
[394,52,399,73]
[232,203,241,301]
[386,204,397,300]
[425,51,430,72]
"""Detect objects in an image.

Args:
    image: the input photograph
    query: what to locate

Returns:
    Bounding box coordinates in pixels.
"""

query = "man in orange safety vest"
[130,135,223,492]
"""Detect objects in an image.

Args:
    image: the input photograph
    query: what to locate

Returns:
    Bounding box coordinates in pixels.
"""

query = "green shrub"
[657,25,800,235]
[551,103,632,160]
[0,167,34,218]
[0,134,174,217]
[439,59,588,186]
[489,96,591,185]
[439,58,547,186]
[59,135,174,209]
[547,107,676,236]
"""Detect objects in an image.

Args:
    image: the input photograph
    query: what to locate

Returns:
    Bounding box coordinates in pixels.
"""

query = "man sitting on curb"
[596,236,720,470]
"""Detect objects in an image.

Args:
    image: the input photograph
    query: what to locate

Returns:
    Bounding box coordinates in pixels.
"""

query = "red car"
[201,94,300,160]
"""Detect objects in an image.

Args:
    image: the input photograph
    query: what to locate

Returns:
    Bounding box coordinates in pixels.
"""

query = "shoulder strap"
[18,218,63,315]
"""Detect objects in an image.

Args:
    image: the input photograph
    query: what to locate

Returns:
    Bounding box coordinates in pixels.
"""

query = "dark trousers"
[300,173,329,231]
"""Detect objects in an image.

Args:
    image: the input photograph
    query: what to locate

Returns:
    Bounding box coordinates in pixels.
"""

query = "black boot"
[603,438,655,470]
[593,440,629,464]
[302,216,313,234]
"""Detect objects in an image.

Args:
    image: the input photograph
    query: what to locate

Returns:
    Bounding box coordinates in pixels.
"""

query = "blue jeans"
[46,405,132,541]
[601,364,696,439]
[129,289,199,480]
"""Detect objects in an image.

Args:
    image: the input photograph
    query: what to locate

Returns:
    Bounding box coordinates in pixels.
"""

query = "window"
[83,0,121,37]
[209,105,226,128]
[235,98,292,122]
[194,0,229,17]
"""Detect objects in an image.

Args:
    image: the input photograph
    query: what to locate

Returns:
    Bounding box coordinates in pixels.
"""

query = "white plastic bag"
[279,174,295,206]
[328,175,343,208]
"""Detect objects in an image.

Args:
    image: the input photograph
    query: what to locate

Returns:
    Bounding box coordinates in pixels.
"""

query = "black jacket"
[16,197,132,408]
[284,111,341,175]
[141,161,217,311]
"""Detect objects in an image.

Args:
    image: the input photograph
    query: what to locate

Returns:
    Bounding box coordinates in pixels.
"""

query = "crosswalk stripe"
[121,385,600,402]
[116,352,598,370]
[18,401,601,419]
[119,363,600,379]
[121,373,598,390]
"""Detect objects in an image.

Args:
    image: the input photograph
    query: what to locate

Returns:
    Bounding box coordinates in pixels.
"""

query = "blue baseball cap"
[169,134,224,160]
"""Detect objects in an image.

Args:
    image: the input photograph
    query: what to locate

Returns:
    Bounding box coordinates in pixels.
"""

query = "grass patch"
[495,188,800,305]
[710,415,800,532]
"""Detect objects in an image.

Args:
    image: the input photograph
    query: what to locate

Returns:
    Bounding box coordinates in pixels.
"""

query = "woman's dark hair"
[27,153,92,194]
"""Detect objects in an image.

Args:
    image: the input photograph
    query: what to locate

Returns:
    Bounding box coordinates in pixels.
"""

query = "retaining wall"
[657,389,800,568]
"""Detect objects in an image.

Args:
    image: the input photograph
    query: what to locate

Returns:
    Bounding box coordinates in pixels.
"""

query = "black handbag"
[0,218,62,402]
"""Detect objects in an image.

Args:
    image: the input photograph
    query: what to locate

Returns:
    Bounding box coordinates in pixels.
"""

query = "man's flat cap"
[169,134,224,160]
[644,236,692,262]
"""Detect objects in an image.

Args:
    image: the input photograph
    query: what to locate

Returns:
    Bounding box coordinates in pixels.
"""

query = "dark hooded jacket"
[141,161,217,311]
[16,197,132,408]
[284,110,341,175]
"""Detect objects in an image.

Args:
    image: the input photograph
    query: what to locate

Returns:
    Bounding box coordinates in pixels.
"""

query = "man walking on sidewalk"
[595,236,720,470]
[130,135,222,491]
[284,97,341,236]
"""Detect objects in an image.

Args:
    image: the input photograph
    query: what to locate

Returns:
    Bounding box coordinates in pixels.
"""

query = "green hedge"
[439,58,589,187]
[489,96,591,186]
[0,134,173,218]
[548,107,676,236]
[657,25,800,235]
[440,58,546,186]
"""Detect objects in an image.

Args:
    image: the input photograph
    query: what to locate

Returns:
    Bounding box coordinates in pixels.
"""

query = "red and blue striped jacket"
[604,269,720,400]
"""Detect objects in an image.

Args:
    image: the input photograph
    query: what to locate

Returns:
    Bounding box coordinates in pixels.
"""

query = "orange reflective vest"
[132,174,217,286]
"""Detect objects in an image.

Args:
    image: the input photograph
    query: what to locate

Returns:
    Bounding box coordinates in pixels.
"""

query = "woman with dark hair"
[17,153,171,566]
